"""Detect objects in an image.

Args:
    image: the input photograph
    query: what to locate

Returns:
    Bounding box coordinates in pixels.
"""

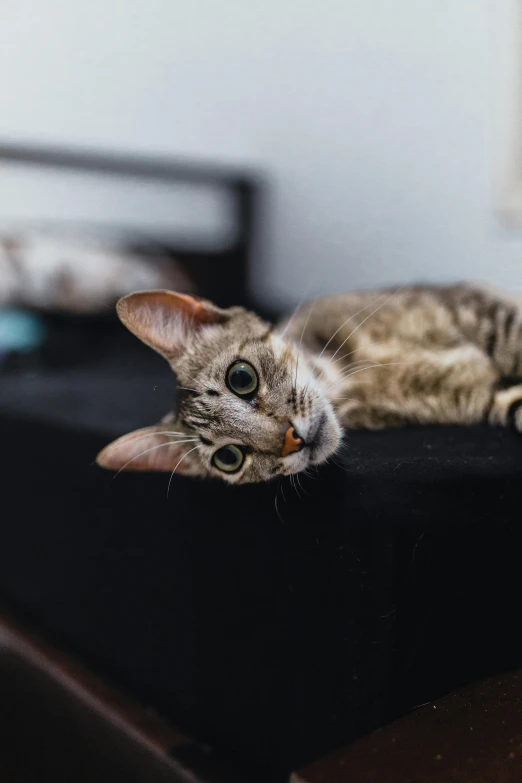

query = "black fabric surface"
[0,325,174,435]
[1,406,522,780]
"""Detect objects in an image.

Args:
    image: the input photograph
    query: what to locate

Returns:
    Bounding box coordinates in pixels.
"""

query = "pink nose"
[282,427,304,457]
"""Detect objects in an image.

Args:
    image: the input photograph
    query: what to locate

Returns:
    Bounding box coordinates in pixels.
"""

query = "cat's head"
[96,291,341,484]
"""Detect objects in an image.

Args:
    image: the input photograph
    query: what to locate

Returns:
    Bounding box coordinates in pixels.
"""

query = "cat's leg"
[333,344,498,430]
[446,285,522,379]
[336,386,496,431]
[335,398,415,430]
[337,376,522,435]
[487,382,522,433]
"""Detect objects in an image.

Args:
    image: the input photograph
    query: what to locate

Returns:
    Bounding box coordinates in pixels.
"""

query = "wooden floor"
[3,611,522,782]
[0,613,256,783]
[294,670,522,782]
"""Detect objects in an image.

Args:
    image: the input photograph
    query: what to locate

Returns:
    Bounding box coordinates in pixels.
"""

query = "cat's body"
[97,284,522,484]
[283,284,522,432]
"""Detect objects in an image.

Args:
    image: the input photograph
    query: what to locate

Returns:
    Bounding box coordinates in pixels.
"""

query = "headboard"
[0,141,261,310]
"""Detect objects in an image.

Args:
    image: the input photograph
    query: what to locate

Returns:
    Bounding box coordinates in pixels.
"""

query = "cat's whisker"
[312,292,388,374]
[329,362,376,381]
[293,301,317,393]
[274,486,284,524]
[327,359,412,384]
[279,296,312,341]
[325,339,406,369]
[324,360,416,394]
[109,431,197,451]
[329,454,351,473]
[113,439,198,478]
[296,472,311,498]
[177,386,199,394]
[280,480,287,504]
[324,364,375,392]
[316,344,366,375]
[329,355,373,369]
[318,339,409,382]
[290,473,303,501]
[316,286,406,381]
[181,372,200,388]
[329,286,406,366]
[334,379,380,389]
[278,278,319,340]
[317,358,372,385]
[167,444,202,497]
[154,431,199,438]
[329,346,363,363]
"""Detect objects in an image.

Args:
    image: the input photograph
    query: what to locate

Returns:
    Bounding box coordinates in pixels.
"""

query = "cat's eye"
[212,445,245,473]
[227,360,258,397]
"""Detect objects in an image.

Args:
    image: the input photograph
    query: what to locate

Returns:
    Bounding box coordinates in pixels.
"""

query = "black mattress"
[2,350,522,781]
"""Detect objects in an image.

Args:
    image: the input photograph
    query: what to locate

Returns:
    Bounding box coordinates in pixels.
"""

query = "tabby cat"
[97,284,522,483]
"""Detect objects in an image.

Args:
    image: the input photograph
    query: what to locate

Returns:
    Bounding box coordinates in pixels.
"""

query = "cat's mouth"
[284,409,341,473]
[303,412,325,460]
[309,415,338,464]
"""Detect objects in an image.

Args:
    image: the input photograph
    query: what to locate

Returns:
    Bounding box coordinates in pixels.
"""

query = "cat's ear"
[116,290,229,361]
[96,425,201,474]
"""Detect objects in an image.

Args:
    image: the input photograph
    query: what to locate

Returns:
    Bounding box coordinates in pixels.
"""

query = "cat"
[96,284,522,484]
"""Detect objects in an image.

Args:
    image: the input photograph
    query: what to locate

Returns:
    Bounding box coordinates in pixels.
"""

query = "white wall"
[0,0,521,308]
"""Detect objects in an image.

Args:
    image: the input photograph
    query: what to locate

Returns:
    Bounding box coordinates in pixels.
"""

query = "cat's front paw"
[489,384,522,432]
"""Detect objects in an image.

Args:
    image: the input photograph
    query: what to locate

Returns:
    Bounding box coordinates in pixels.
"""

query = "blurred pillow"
[0,230,194,314]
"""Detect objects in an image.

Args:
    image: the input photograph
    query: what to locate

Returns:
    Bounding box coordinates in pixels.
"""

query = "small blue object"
[0,308,47,353]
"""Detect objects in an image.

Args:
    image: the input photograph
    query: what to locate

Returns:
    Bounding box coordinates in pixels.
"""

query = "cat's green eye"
[212,445,245,473]
[227,360,258,397]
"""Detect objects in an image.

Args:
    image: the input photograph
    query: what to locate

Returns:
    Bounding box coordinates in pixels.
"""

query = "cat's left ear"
[116,290,229,361]
[96,425,202,474]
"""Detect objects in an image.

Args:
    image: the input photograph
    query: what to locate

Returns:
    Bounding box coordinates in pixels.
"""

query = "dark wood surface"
[0,613,259,783]
[8,608,522,783]
[293,670,522,783]
[0,612,190,753]
[0,654,195,783]
[0,614,193,782]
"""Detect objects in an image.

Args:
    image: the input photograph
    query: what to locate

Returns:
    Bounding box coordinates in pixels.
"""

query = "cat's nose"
[282,426,304,457]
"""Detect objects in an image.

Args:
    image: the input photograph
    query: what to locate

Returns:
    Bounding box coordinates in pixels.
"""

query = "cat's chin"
[309,409,342,465]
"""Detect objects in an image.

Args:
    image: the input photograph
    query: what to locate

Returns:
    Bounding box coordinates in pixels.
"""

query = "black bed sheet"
[1,384,522,780]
